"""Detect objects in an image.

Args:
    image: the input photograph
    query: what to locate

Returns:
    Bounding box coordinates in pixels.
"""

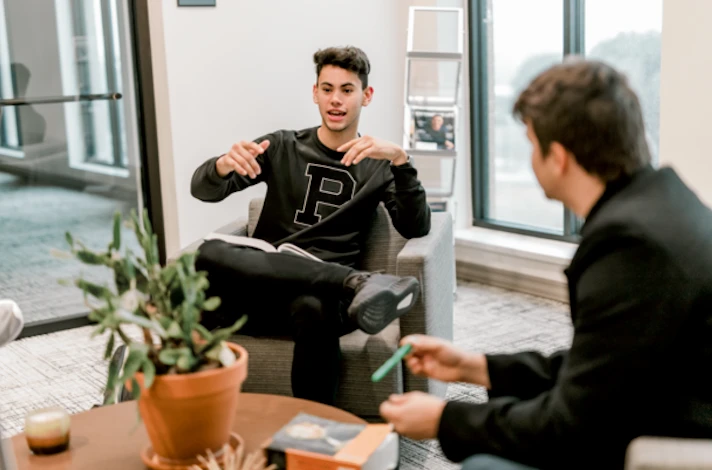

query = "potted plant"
[56,209,248,468]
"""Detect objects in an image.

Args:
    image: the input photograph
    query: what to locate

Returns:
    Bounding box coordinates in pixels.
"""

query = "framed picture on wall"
[408,108,456,152]
[177,0,216,6]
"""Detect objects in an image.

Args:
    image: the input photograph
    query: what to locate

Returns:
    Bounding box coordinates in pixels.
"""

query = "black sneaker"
[344,272,420,335]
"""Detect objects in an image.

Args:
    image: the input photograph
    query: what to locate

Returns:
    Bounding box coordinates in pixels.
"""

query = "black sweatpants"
[194,239,357,405]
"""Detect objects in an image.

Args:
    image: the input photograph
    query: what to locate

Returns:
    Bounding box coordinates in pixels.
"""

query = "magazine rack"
[403,7,464,211]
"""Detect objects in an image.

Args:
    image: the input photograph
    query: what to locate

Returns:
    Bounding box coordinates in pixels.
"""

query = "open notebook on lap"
[203,232,323,263]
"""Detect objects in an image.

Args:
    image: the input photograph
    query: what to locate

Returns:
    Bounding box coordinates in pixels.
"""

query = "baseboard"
[18,314,92,339]
[456,260,569,303]
[454,227,573,303]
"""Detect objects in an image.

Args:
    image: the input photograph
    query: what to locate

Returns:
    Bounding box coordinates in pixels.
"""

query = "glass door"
[0,0,144,331]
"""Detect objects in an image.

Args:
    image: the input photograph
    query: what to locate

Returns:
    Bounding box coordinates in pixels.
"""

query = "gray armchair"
[180,198,454,418]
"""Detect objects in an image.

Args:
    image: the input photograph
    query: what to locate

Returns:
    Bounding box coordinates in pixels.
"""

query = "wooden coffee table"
[10,393,366,469]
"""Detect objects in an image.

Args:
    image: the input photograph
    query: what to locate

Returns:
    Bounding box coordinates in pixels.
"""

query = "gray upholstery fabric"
[247,199,262,237]
[233,323,402,417]
[182,198,454,418]
[625,437,712,470]
[397,212,454,398]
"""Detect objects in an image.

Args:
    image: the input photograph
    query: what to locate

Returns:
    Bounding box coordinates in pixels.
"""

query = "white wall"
[150,0,414,254]
[659,0,712,207]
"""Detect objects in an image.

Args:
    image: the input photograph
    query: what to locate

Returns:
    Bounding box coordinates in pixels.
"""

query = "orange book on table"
[262,413,398,470]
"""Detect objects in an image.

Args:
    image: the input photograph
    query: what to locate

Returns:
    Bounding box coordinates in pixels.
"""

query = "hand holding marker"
[371,343,413,382]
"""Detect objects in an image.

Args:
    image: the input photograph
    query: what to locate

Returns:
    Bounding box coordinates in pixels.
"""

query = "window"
[469,0,662,239]
[0,0,160,337]
[585,0,663,162]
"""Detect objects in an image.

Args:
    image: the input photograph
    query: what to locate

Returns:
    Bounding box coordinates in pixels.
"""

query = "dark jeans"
[461,455,539,470]
[194,240,356,405]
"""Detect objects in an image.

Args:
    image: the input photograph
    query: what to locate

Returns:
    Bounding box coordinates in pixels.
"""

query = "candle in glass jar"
[24,406,70,455]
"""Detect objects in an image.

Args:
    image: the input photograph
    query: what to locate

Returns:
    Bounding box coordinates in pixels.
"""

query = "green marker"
[371,343,413,382]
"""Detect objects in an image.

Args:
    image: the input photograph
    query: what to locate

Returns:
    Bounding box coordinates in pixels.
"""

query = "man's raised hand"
[337,136,408,167]
[216,140,270,178]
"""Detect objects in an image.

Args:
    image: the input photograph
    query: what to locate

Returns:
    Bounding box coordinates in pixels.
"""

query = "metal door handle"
[0,92,122,106]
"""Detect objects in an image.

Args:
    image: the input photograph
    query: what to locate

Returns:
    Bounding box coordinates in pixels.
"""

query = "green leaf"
[113,265,131,295]
[130,209,142,240]
[142,209,154,236]
[180,252,197,275]
[135,269,150,293]
[226,314,248,334]
[130,378,141,400]
[104,333,115,360]
[91,324,107,338]
[176,354,197,372]
[76,279,113,299]
[177,347,199,372]
[158,316,173,330]
[142,359,156,389]
[193,323,213,342]
[103,356,121,406]
[116,310,154,330]
[112,211,122,251]
[76,250,110,265]
[115,310,166,338]
[130,342,150,355]
[158,348,187,366]
[166,321,184,339]
[119,347,148,383]
[202,297,221,312]
[199,315,247,354]
[181,305,198,335]
[195,276,209,293]
[175,263,187,295]
[160,264,177,286]
[204,343,222,362]
[88,310,103,322]
[65,231,74,248]
[125,253,136,280]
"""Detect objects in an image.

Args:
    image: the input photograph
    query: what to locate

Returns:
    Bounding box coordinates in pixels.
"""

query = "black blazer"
[438,167,712,469]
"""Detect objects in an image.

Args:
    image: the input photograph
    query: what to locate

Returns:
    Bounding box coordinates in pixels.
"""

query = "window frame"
[468,0,585,242]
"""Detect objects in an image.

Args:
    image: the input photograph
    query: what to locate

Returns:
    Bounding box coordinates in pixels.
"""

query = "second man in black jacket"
[380,59,712,470]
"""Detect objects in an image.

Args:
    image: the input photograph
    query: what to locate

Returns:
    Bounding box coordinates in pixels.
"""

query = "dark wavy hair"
[313,46,370,89]
[513,58,650,182]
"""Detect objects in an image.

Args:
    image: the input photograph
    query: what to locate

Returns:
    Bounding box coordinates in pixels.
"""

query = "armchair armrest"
[625,436,712,470]
[168,218,248,263]
[396,212,454,398]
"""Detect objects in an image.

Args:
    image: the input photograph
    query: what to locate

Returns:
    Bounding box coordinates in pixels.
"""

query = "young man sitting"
[190,46,431,406]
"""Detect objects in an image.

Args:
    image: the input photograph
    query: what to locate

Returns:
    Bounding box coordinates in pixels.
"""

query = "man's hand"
[337,136,408,167]
[216,140,270,179]
[379,392,445,440]
[445,140,454,150]
[402,334,490,387]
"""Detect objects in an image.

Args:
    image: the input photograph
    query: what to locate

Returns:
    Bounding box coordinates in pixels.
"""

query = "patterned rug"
[0,281,572,469]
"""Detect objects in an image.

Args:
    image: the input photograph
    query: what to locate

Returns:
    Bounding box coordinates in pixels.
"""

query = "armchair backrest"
[247,198,407,273]
[247,198,264,237]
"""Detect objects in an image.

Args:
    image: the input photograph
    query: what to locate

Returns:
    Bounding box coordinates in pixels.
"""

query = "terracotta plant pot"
[134,342,248,464]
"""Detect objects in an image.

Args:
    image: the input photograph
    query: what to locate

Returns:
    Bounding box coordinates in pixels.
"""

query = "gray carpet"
[0,281,572,469]
[0,171,140,323]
